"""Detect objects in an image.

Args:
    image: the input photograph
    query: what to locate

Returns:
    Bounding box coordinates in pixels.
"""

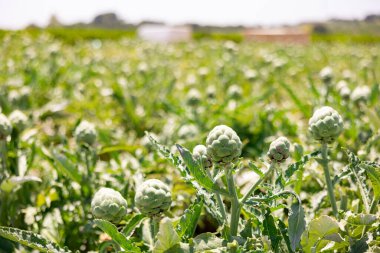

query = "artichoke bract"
[91,188,128,223]
[267,137,291,163]
[206,125,242,164]
[309,106,343,144]
[9,110,28,132]
[74,120,97,146]
[0,113,12,140]
[193,144,212,168]
[135,179,172,216]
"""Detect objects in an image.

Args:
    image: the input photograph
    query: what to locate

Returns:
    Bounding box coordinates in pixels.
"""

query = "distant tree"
[48,15,62,28]
[313,24,329,34]
[364,15,380,22]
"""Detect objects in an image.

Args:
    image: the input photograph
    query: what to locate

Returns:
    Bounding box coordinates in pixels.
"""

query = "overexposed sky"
[0,0,379,29]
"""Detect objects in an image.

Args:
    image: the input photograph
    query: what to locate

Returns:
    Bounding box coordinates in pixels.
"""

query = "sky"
[0,0,379,29]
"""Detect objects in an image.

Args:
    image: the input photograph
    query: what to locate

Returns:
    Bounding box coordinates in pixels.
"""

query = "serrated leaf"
[121,214,147,238]
[153,218,180,253]
[176,199,203,240]
[288,202,306,251]
[285,151,320,180]
[248,161,263,177]
[363,164,380,198]
[263,209,281,253]
[94,219,141,252]
[0,226,71,253]
[176,144,229,196]
[146,133,223,224]
[278,220,294,253]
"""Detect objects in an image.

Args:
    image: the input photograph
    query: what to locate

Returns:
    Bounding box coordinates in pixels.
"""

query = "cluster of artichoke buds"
[195,125,293,166]
[308,106,343,144]
[91,179,172,223]
[0,113,12,140]
[74,120,97,146]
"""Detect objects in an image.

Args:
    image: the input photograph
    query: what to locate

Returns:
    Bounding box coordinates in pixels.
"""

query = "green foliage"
[0,226,71,253]
[288,203,306,251]
[94,219,141,252]
[0,29,380,252]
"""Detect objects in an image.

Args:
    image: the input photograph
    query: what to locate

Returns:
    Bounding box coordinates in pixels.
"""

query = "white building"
[137,25,192,43]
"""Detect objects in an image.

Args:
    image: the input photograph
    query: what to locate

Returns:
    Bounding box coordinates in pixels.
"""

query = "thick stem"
[208,167,227,222]
[240,163,277,204]
[150,216,160,244]
[321,144,338,218]
[225,166,240,238]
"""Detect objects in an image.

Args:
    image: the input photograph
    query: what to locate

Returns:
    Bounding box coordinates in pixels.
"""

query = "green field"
[0,30,379,252]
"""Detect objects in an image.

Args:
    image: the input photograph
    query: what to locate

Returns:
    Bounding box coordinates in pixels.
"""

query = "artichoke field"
[0,31,379,252]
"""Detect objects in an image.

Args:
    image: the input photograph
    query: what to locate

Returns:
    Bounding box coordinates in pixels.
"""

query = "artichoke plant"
[308,106,343,144]
[267,137,291,163]
[193,144,212,168]
[74,120,97,146]
[206,125,242,164]
[0,113,12,140]
[9,110,28,132]
[91,188,128,223]
[135,179,172,216]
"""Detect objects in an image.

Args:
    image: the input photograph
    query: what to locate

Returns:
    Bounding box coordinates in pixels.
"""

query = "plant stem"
[150,216,160,242]
[207,167,227,222]
[240,163,277,204]
[361,196,380,238]
[0,140,8,179]
[321,144,338,218]
[369,196,380,214]
[225,165,240,238]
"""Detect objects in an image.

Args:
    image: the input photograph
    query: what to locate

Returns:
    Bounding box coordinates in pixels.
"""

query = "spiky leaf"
[0,226,70,253]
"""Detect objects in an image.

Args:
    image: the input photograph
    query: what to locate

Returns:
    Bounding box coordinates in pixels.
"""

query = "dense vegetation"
[0,31,379,252]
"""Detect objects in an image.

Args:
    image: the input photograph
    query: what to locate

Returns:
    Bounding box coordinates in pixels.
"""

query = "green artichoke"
[9,110,28,132]
[91,188,128,223]
[267,137,291,163]
[74,120,97,146]
[309,106,343,144]
[351,86,370,104]
[206,125,242,164]
[227,85,242,99]
[135,179,172,216]
[193,144,212,168]
[319,66,333,83]
[186,89,201,106]
[0,113,12,140]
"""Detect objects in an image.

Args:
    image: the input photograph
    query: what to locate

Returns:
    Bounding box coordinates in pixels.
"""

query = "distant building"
[137,25,192,43]
[244,28,310,44]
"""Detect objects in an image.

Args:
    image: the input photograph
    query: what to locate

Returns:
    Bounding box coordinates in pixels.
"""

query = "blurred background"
[1,0,380,43]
